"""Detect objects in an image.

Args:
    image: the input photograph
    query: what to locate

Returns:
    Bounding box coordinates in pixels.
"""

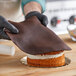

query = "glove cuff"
[25,11,42,20]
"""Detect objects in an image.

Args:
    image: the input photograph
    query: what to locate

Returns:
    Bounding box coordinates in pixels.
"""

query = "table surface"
[0,34,76,76]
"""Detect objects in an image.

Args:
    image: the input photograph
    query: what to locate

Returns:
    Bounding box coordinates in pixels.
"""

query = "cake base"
[27,51,65,67]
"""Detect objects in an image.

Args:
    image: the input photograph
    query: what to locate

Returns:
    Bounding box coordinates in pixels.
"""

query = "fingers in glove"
[41,15,48,26]
[0,16,19,34]
[0,29,10,40]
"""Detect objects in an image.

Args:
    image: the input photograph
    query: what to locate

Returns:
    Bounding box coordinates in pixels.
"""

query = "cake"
[21,50,65,67]
[5,16,71,67]
[27,50,65,67]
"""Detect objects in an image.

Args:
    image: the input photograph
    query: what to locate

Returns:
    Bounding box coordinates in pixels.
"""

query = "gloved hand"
[26,11,48,27]
[0,16,19,40]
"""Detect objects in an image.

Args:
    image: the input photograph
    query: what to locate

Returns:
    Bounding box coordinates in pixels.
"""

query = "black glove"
[0,16,19,40]
[26,11,48,27]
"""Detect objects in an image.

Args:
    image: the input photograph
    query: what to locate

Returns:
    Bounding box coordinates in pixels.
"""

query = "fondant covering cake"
[6,16,71,67]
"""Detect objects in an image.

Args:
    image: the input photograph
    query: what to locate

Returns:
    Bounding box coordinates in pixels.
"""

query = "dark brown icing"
[7,16,71,55]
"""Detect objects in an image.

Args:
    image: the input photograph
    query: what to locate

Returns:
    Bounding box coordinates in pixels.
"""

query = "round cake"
[26,50,65,67]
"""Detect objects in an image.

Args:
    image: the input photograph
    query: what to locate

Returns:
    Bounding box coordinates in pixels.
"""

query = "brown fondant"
[7,16,71,55]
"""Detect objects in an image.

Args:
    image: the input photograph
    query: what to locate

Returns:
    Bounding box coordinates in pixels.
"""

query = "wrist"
[24,2,42,15]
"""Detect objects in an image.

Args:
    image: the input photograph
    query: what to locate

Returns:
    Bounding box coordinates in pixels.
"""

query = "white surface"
[67,24,76,30]
[44,0,76,35]
[0,45,15,56]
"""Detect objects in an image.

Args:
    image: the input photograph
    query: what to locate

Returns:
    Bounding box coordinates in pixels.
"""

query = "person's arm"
[21,0,48,26]
[24,1,41,15]
[21,0,45,15]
